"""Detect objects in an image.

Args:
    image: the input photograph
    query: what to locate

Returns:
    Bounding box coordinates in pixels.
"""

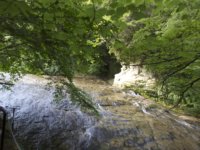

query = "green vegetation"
[0,0,199,115]
[54,81,99,114]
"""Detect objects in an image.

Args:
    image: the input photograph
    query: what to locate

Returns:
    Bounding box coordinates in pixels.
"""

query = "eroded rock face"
[1,75,200,150]
[113,64,155,88]
[74,77,200,150]
[0,75,96,150]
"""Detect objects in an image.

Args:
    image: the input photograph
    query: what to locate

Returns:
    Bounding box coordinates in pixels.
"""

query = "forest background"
[0,0,199,116]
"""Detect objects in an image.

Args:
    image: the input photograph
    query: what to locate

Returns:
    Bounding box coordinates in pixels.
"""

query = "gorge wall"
[113,64,155,89]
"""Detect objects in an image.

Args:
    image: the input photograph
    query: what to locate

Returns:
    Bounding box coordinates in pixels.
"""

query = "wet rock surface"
[0,75,200,150]
[74,76,200,150]
[0,75,96,150]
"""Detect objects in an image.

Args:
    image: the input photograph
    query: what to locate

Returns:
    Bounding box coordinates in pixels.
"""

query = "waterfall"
[0,74,200,150]
[0,75,96,149]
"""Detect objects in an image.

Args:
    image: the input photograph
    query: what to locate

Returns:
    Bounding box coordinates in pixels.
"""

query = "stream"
[0,75,200,150]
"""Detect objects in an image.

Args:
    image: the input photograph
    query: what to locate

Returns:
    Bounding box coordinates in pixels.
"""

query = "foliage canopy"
[0,0,200,114]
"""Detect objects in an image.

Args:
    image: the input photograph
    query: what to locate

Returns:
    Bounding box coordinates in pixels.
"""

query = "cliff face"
[113,64,155,89]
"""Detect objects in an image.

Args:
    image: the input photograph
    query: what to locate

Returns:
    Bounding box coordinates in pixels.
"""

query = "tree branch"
[0,43,27,52]
[126,56,182,66]
[170,77,200,109]
[162,56,200,84]
[90,0,96,25]
[0,81,14,86]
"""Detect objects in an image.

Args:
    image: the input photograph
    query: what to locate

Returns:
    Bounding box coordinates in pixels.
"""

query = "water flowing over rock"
[0,75,96,149]
[75,76,200,150]
[0,75,200,150]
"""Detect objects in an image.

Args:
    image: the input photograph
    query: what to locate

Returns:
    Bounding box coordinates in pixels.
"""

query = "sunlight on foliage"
[0,0,199,114]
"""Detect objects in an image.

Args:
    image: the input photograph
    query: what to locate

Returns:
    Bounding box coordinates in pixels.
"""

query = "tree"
[0,0,199,114]
[106,0,200,113]
[0,0,111,113]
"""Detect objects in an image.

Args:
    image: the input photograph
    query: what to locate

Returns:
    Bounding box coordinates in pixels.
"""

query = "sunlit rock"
[113,64,155,88]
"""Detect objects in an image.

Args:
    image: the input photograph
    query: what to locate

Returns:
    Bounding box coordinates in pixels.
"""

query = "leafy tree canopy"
[106,0,200,113]
[0,0,200,114]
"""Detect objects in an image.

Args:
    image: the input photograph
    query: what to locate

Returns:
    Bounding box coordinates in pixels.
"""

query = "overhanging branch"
[0,81,14,86]
[170,77,200,109]
[126,56,182,66]
[162,55,200,84]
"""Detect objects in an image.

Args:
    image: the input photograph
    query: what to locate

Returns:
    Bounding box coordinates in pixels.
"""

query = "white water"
[1,75,200,150]
[0,75,96,149]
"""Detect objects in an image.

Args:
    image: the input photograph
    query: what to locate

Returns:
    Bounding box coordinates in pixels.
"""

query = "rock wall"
[113,64,155,89]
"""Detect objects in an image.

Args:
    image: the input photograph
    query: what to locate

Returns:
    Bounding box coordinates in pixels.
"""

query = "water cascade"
[0,75,200,150]
[0,75,96,149]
